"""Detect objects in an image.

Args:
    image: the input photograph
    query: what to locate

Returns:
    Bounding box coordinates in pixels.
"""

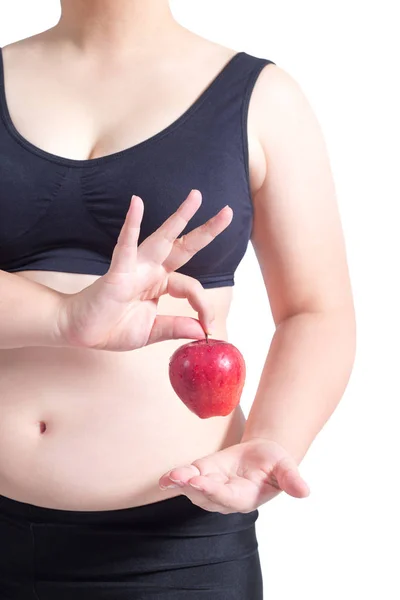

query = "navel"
[38,421,47,434]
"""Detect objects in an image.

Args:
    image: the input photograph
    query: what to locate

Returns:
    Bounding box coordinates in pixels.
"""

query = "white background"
[0,1,399,598]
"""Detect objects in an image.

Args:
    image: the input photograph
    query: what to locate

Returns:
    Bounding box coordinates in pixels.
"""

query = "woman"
[0,0,356,598]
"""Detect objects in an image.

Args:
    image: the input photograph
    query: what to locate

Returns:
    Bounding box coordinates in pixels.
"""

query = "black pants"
[0,492,263,599]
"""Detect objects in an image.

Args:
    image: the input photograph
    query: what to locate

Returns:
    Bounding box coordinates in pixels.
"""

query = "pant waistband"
[0,492,259,533]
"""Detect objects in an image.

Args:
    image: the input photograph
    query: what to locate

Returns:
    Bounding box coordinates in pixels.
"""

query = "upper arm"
[248,65,354,325]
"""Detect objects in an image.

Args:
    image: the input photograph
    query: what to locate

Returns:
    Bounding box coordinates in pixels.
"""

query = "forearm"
[241,308,356,463]
[0,270,67,349]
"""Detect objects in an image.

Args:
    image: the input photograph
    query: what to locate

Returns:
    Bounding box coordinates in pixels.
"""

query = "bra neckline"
[0,48,245,168]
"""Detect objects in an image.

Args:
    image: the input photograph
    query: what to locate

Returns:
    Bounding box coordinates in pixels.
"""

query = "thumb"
[273,456,311,499]
[146,315,206,345]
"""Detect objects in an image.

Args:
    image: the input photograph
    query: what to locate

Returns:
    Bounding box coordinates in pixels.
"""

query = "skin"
[0,0,356,512]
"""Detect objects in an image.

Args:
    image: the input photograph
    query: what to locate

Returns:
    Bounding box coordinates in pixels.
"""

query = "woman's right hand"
[56,190,233,351]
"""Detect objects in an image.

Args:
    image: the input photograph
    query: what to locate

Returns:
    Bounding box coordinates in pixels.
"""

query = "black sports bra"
[0,49,275,288]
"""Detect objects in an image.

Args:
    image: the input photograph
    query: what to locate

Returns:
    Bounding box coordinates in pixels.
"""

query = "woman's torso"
[0,30,271,510]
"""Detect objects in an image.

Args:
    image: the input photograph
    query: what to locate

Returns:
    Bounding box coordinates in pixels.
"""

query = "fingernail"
[190,189,202,201]
[169,477,185,487]
[160,483,179,490]
[189,482,202,490]
[207,318,215,335]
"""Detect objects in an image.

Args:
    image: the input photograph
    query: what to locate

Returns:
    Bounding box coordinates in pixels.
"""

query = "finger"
[189,475,256,510]
[159,464,245,514]
[146,315,205,345]
[179,486,232,514]
[108,195,144,278]
[160,464,254,513]
[183,480,234,514]
[159,461,222,491]
[167,272,214,334]
[159,473,234,514]
[273,457,310,498]
[187,475,257,514]
[138,189,202,265]
[159,464,206,489]
[163,205,233,272]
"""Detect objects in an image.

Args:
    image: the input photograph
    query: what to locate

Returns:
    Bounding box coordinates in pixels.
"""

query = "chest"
[2,52,264,188]
[0,49,266,285]
[5,59,187,157]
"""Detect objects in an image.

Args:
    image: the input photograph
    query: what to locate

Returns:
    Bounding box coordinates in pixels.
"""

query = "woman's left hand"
[159,437,310,514]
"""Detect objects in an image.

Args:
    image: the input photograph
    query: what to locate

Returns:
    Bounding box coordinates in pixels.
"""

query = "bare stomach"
[0,270,246,511]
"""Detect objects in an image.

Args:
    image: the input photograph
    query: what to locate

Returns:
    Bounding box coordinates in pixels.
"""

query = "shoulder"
[251,60,302,101]
[248,60,322,152]
[2,30,53,64]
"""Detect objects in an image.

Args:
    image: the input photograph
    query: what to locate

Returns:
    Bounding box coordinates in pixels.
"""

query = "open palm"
[159,438,310,514]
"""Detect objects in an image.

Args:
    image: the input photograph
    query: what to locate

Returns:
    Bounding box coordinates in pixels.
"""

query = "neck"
[57,0,180,56]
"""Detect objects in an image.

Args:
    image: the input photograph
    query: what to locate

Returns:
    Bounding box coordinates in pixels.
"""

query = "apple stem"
[206,333,209,344]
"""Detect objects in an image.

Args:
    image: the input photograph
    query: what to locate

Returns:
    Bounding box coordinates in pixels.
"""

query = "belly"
[0,271,245,510]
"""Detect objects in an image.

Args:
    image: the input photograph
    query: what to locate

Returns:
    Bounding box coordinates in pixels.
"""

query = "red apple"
[168,338,246,418]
